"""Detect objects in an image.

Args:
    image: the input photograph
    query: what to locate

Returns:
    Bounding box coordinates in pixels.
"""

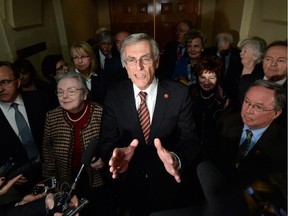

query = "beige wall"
[0,0,64,81]
[61,0,99,46]
[211,0,245,47]
[200,0,217,47]
[243,0,287,44]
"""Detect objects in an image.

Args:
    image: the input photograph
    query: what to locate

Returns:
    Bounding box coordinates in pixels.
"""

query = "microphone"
[81,137,99,165]
[66,137,99,203]
[197,161,250,216]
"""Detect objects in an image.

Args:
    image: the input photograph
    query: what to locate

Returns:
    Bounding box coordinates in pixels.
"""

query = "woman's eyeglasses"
[56,87,83,97]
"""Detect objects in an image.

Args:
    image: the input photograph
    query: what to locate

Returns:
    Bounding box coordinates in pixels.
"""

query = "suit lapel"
[148,82,170,144]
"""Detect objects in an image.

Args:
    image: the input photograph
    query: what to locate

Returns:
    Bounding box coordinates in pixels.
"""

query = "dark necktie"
[177,45,183,60]
[11,103,39,159]
[138,91,150,144]
[237,129,253,162]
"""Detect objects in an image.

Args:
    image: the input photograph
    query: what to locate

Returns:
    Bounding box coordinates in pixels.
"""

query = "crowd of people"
[0,21,287,216]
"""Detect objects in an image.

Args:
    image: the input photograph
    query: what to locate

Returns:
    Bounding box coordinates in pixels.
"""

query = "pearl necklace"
[66,105,88,122]
[200,91,215,100]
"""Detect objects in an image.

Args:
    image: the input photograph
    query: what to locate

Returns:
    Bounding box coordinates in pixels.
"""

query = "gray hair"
[55,71,89,95]
[120,33,160,64]
[249,79,286,110]
[216,32,233,44]
[239,37,267,63]
[97,30,114,44]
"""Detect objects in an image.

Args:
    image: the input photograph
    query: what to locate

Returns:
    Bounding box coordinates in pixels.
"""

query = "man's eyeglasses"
[242,99,275,112]
[0,79,18,87]
[72,56,90,61]
[124,56,152,67]
[56,63,68,71]
[56,87,83,97]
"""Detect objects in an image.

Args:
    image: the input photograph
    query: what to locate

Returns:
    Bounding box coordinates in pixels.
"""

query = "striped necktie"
[177,45,183,60]
[138,91,150,144]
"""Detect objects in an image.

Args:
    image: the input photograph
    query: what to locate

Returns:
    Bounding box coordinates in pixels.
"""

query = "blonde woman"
[70,41,105,105]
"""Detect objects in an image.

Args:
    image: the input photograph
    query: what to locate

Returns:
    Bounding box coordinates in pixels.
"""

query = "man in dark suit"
[212,80,287,215]
[239,40,287,128]
[95,30,127,89]
[158,20,193,80]
[0,61,49,196]
[100,33,200,216]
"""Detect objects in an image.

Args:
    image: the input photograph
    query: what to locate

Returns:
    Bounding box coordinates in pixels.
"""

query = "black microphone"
[65,137,99,203]
[197,161,250,216]
[81,137,99,165]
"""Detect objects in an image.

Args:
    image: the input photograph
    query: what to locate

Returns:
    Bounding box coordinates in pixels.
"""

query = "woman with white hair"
[239,36,267,77]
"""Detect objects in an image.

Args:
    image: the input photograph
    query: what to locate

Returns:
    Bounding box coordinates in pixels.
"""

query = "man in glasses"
[0,61,49,197]
[99,33,200,216]
[211,79,287,215]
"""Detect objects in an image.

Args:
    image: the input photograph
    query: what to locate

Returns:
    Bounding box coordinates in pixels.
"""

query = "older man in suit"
[0,61,49,196]
[100,33,200,216]
[212,80,287,215]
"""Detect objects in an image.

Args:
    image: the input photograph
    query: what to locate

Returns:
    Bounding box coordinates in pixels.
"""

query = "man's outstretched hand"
[109,139,139,179]
[154,138,181,183]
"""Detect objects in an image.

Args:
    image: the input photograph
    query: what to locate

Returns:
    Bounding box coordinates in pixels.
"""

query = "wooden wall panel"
[109,0,201,52]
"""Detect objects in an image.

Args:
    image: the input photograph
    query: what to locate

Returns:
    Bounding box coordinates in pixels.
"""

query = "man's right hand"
[109,139,139,179]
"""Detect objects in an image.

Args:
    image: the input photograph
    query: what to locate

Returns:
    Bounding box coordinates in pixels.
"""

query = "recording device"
[0,157,16,178]
[31,176,57,195]
[0,156,41,187]
[63,198,89,216]
[53,137,98,214]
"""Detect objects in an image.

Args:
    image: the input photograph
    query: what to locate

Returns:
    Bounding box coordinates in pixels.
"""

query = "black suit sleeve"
[0,198,46,216]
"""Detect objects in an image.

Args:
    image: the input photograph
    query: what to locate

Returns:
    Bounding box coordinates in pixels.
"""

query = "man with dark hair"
[0,61,49,196]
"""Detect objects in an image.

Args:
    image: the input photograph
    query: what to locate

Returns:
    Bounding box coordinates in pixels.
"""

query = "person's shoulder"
[90,102,103,110]
[105,79,132,97]
[159,79,189,92]
[217,110,242,126]
[267,121,286,136]
[231,46,241,54]
[203,46,217,55]
[46,106,62,115]
[241,73,263,82]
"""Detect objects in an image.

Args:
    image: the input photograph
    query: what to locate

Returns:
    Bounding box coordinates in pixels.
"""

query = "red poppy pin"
[164,93,169,99]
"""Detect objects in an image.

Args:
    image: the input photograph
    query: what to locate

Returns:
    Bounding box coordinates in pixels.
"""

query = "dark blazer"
[103,52,128,91]
[211,112,287,208]
[89,74,106,105]
[100,79,200,214]
[158,41,189,80]
[0,91,49,195]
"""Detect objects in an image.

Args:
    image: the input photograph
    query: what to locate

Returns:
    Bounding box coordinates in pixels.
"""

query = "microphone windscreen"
[197,160,226,199]
[81,137,99,165]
